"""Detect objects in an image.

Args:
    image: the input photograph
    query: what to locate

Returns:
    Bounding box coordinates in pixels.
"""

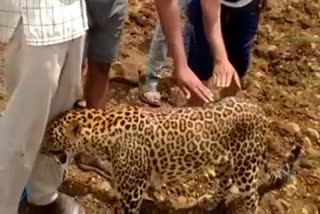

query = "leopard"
[40,96,301,214]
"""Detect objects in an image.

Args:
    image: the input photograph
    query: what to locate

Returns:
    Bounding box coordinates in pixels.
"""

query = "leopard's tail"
[258,145,301,196]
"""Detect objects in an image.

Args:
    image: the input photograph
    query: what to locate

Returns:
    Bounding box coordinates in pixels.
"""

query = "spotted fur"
[40,97,301,214]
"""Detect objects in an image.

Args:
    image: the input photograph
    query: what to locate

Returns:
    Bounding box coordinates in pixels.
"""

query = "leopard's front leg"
[113,149,150,214]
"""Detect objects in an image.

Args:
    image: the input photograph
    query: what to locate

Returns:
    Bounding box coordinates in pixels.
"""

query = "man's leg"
[23,35,86,214]
[84,0,127,109]
[76,0,128,180]
[0,22,72,213]
[139,22,167,106]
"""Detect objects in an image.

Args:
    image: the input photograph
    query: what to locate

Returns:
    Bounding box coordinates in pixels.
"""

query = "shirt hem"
[24,29,87,46]
[221,0,253,8]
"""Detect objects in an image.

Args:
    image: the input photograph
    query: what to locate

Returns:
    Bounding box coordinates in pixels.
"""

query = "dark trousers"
[186,0,260,80]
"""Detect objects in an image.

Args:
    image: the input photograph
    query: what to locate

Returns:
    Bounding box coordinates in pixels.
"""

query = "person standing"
[0,0,88,213]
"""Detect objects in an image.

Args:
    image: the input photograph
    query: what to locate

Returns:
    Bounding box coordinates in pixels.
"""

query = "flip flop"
[139,89,162,107]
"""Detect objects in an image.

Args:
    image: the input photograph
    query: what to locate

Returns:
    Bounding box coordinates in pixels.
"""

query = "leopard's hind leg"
[197,160,233,211]
[229,154,260,214]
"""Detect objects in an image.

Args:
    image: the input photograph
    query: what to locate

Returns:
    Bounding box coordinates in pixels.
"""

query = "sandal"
[138,71,162,107]
[139,89,162,107]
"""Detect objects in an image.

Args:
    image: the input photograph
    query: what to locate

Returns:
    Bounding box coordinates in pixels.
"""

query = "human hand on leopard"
[174,65,214,103]
[211,60,243,99]
[212,59,241,90]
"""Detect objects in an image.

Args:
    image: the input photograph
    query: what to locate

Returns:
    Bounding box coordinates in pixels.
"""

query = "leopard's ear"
[65,120,82,139]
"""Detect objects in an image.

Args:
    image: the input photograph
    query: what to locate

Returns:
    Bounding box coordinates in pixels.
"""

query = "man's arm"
[154,0,214,103]
[200,0,228,63]
[200,0,241,88]
[153,0,187,70]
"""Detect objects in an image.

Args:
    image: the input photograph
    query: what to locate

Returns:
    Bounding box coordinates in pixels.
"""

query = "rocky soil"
[0,0,320,213]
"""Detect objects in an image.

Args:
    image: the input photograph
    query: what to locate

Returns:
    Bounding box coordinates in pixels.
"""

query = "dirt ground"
[0,0,320,213]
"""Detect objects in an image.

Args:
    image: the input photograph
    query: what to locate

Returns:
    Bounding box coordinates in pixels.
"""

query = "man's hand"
[154,0,214,103]
[174,65,214,103]
[200,0,241,90]
[212,60,241,88]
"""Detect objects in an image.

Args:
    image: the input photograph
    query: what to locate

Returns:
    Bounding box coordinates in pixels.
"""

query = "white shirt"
[0,0,88,46]
[221,0,254,8]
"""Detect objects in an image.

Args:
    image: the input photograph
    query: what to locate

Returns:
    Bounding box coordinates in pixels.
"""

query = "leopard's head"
[40,112,91,163]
